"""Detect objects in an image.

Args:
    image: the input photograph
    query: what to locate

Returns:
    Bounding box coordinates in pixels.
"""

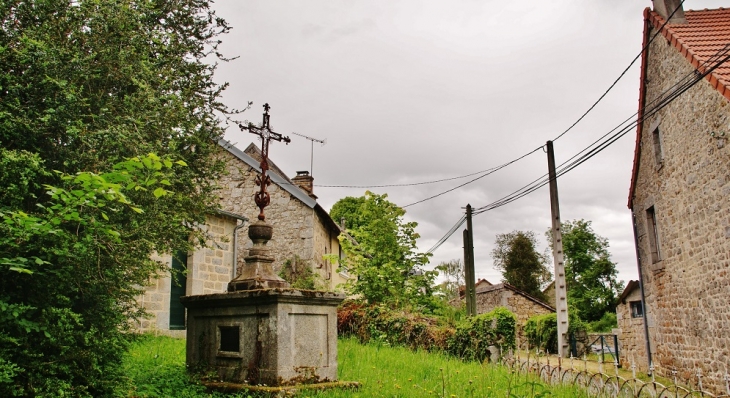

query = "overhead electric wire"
[471,42,730,216]
[551,0,687,142]
[391,2,691,210]
[314,165,503,188]
[401,146,544,208]
[426,215,467,254]
[422,2,718,254]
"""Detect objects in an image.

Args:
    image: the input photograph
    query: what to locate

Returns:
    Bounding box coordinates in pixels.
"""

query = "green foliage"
[333,192,436,311]
[278,256,324,290]
[524,312,587,354]
[587,312,618,333]
[0,0,234,394]
[550,220,625,323]
[337,301,454,352]
[338,302,516,365]
[492,231,551,301]
[446,307,517,362]
[434,259,464,302]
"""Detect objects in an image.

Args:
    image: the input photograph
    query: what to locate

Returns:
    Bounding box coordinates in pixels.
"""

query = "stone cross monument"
[228,103,291,291]
[181,104,345,389]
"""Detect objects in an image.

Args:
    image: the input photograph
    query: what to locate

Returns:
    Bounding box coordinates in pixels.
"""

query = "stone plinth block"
[180,289,345,386]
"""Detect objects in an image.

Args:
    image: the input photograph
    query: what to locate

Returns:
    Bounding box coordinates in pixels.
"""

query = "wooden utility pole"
[464,204,477,316]
[546,141,570,357]
[463,229,473,315]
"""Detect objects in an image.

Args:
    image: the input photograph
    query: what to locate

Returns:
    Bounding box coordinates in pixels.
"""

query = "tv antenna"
[291,132,326,176]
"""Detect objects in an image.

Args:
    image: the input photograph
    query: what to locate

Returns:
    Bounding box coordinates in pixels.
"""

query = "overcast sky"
[212,0,722,287]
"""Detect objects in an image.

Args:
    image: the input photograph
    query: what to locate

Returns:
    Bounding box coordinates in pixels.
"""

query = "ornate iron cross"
[239,103,290,221]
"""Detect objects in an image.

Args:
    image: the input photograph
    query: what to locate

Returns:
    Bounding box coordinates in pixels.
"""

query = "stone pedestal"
[228,220,289,291]
[180,289,344,386]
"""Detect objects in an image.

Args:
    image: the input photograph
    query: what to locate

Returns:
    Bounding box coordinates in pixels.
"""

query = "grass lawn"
[123,335,590,397]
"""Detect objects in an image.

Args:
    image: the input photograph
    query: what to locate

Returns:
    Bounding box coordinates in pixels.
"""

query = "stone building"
[138,139,349,333]
[475,283,555,344]
[615,281,647,370]
[627,2,730,392]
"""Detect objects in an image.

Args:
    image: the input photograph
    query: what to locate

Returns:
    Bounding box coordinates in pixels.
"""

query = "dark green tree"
[332,192,436,310]
[0,0,234,395]
[492,231,551,301]
[553,219,624,323]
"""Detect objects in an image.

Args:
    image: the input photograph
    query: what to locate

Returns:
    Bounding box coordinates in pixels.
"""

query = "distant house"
[137,139,348,333]
[475,283,555,344]
[541,281,556,308]
[615,281,647,370]
[627,2,730,392]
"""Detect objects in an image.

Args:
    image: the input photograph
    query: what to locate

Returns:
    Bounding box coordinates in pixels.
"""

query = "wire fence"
[504,351,730,398]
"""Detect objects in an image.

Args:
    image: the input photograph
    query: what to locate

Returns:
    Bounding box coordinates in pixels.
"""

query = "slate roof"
[629,7,730,207]
[217,139,341,235]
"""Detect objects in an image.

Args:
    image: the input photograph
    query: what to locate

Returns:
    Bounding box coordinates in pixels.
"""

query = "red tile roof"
[628,7,730,208]
[653,7,730,98]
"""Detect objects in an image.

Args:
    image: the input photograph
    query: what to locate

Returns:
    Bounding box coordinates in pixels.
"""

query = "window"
[218,325,240,353]
[652,127,663,168]
[630,301,644,318]
[646,206,661,264]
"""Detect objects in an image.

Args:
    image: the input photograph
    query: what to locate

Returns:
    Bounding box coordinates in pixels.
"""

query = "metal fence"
[504,351,730,397]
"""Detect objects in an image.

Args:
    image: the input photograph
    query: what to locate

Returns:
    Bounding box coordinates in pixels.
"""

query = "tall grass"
[122,335,590,397]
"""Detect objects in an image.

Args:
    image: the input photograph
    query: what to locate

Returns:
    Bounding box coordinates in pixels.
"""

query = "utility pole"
[291,132,326,176]
[546,140,570,357]
[464,204,477,316]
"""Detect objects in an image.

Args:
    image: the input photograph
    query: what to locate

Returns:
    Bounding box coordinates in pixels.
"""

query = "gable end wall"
[630,24,730,392]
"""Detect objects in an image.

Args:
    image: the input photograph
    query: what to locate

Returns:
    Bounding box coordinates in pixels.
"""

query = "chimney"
[653,0,687,24]
[292,171,317,199]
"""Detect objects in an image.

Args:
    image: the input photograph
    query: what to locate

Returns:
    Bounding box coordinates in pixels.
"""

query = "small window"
[652,127,663,168]
[218,326,240,353]
[646,206,661,264]
[630,301,644,318]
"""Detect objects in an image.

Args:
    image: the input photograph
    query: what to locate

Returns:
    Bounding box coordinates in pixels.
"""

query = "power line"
[551,0,687,142]
[315,1,689,196]
[426,215,466,254]
[315,165,503,188]
[471,43,730,217]
[401,146,544,208]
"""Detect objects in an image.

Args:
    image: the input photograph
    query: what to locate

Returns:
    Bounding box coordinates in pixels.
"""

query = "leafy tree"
[0,0,233,395]
[330,195,368,230]
[492,231,551,301]
[333,192,436,310]
[551,219,625,323]
[435,259,464,302]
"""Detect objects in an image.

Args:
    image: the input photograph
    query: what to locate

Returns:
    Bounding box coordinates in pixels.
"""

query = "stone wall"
[630,22,730,392]
[616,288,648,370]
[138,214,238,334]
[475,284,554,344]
[216,149,316,275]
[138,144,343,332]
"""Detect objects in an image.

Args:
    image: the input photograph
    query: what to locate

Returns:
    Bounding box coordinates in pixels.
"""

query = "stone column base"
[181,289,345,386]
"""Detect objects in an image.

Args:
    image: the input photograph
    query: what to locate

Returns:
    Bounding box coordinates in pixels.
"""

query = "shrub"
[446,307,516,362]
[338,302,517,363]
[337,301,453,352]
[524,312,587,354]
[587,312,617,333]
[278,256,324,290]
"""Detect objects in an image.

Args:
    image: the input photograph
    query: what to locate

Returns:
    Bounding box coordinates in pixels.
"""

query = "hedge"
[337,301,516,362]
